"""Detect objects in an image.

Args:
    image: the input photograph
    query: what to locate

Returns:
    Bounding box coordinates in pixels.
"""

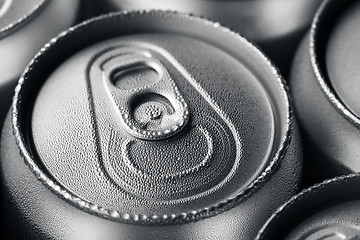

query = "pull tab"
[102,51,189,140]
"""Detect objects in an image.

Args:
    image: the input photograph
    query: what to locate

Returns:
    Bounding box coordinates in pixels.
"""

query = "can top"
[311,0,360,126]
[256,174,360,240]
[14,11,292,224]
[325,0,360,118]
[0,0,48,38]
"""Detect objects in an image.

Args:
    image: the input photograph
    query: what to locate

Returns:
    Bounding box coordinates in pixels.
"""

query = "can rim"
[11,10,293,225]
[310,0,360,127]
[255,173,360,239]
[0,0,49,39]
[110,0,321,41]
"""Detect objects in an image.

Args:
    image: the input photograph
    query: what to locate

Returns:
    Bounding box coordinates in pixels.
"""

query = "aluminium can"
[1,11,302,239]
[290,0,360,186]
[0,0,80,128]
[256,173,360,240]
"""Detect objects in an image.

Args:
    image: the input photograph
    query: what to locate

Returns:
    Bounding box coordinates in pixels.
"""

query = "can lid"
[325,0,360,118]
[14,11,292,224]
[256,174,360,240]
[311,0,360,125]
[0,0,48,37]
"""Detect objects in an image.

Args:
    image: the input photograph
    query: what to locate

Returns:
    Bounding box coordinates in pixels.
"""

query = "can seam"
[12,10,294,225]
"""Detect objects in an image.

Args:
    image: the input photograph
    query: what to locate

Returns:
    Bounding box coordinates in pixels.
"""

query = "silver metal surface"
[0,0,80,129]
[101,0,323,76]
[290,0,360,184]
[256,173,360,239]
[2,10,302,239]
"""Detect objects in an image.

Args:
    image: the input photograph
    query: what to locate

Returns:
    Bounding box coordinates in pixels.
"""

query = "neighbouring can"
[100,0,323,77]
[256,173,360,240]
[290,0,360,186]
[0,0,80,128]
[1,11,302,239]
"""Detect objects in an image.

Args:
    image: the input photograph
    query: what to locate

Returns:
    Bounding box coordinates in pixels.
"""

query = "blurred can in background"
[0,0,80,127]
[0,0,80,237]
[1,11,302,239]
[290,0,360,186]
[99,0,323,77]
[256,173,360,240]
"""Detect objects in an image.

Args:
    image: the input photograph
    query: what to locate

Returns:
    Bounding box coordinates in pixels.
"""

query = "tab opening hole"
[110,61,163,90]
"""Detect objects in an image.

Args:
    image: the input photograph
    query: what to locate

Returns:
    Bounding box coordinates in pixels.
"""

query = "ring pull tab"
[102,53,190,140]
